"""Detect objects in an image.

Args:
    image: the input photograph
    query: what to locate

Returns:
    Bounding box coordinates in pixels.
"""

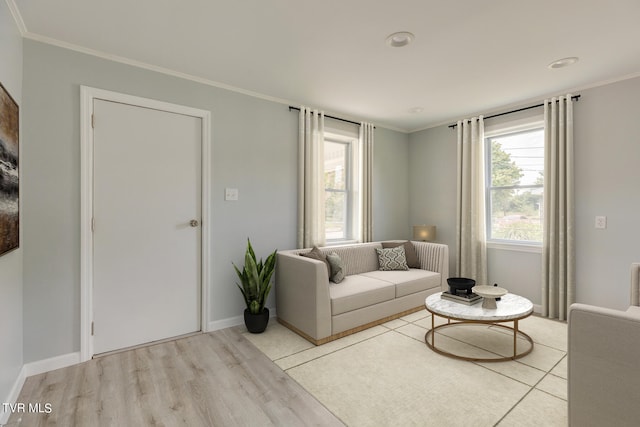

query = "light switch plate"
[225,188,238,201]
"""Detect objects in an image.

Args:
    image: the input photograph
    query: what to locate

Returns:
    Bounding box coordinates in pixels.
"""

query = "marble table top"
[425,292,533,321]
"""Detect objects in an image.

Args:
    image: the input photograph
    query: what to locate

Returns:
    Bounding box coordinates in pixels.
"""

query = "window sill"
[324,239,359,247]
[486,241,542,253]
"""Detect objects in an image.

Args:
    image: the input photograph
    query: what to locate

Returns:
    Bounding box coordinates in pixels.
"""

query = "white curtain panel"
[455,116,488,285]
[360,122,374,243]
[541,95,575,320]
[297,107,325,249]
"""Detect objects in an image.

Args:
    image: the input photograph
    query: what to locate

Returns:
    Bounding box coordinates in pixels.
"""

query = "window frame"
[484,122,545,251]
[324,137,352,243]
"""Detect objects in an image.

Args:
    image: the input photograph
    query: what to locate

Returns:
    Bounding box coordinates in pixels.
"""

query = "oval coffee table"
[424,292,534,362]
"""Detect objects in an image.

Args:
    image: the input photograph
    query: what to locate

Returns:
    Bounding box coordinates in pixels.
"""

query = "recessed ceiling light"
[386,32,414,48]
[548,57,579,69]
[408,107,424,114]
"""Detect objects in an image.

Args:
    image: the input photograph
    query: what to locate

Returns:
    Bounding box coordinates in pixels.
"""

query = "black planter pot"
[244,308,270,333]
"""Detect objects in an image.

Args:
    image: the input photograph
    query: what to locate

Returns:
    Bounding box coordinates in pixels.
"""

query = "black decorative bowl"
[447,277,476,295]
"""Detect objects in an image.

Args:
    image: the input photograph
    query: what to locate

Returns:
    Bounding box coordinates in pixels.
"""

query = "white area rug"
[244,311,567,427]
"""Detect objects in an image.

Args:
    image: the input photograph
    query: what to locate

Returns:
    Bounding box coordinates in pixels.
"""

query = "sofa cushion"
[329,274,395,315]
[361,269,442,298]
[326,252,345,284]
[382,241,420,268]
[320,242,382,276]
[301,246,330,278]
[376,247,409,271]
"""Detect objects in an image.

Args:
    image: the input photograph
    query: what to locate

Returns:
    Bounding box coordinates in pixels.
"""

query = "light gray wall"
[373,127,410,240]
[409,76,640,310]
[408,124,457,275]
[573,77,640,310]
[487,249,541,304]
[0,1,23,407]
[21,40,408,362]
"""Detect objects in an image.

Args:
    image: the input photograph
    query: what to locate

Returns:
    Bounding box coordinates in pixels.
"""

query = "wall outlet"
[595,216,607,229]
[225,188,238,201]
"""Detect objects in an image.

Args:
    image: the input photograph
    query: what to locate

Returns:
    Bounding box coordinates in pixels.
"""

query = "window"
[486,127,544,244]
[324,133,360,243]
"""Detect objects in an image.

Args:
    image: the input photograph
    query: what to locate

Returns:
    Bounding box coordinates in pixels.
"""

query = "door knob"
[190,220,199,227]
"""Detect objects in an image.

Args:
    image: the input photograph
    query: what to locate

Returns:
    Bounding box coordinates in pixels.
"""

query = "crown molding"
[560,70,640,96]
[22,31,295,108]
[10,0,287,106]
[409,70,640,134]
[20,31,397,132]
[7,0,394,132]
[5,0,27,35]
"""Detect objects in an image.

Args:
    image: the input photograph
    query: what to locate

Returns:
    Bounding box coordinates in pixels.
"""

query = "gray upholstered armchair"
[567,263,640,427]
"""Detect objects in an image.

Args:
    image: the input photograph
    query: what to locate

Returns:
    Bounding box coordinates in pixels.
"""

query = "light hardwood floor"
[7,327,345,426]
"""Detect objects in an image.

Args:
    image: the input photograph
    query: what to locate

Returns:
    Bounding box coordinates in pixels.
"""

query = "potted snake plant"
[233,238,277,333]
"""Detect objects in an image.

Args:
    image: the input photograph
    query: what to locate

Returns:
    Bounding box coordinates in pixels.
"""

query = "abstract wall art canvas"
[0,82,19,256]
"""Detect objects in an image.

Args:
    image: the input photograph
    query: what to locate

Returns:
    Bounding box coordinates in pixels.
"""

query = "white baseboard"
[1,366,26,426]
[208,315,244,331]
[23,352,81,378]
[1,352,79,425]
[532,304,542,314]
[207,307,277,332]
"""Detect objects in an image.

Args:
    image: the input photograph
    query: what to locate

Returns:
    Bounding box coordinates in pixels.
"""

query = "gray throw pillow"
[382,241,420,268]
[326,252,345,283]
[301,246,330,278]
[376,246,409,271]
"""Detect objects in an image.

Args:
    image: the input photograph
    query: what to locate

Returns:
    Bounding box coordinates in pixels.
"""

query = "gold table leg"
[424,319,534,362]
[431,312,435,347]
[513,319,519,358]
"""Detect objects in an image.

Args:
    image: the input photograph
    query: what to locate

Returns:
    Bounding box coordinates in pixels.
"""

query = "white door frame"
[79,86,211,362]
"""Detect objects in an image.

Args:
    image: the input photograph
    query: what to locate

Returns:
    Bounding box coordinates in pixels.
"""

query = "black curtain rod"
[288,106,374,128]
[448,95,581,129]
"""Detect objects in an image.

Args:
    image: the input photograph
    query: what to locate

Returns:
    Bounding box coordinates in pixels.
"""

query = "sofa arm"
[568,303,640,427]
[631,262,640,307]
[412,241,449,291]
[274,252,332,342]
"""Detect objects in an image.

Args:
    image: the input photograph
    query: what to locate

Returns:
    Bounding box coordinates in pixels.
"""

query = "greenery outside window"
[486,126,544,245]
[324,133,359,243]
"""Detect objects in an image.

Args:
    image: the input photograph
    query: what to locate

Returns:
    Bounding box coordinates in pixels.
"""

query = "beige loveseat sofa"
[568,263,640,427]
[275,241,449,345]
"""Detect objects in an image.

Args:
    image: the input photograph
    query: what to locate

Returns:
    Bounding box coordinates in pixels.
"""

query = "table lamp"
[413,225,436,242]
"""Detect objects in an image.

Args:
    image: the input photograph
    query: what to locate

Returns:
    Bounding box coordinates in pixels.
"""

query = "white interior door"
[92,99,202,355]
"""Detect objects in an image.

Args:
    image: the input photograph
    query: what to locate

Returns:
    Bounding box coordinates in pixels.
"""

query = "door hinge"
[91,321,94,336]
[91,217,95,232]
[91,114,95,129]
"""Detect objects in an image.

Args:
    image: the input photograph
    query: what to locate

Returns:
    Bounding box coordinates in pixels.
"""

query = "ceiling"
[11,0,640,132]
